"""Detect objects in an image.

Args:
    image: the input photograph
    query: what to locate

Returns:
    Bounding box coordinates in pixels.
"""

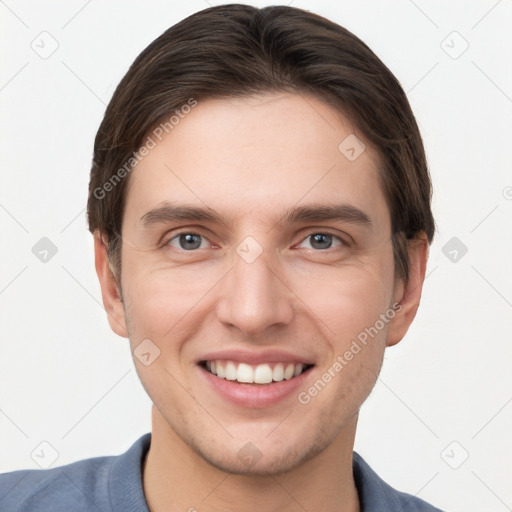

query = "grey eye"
[168,233,205,250]
[179,233,202,250]
[309,233,333,250]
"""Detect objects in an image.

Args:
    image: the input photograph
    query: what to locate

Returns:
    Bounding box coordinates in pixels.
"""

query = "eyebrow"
[140,201,372,229]
[140,203,231,227]
[278,203,371,227]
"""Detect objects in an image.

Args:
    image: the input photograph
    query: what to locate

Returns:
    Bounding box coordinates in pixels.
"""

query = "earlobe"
[386,235,429,347]
[93,231,129,338]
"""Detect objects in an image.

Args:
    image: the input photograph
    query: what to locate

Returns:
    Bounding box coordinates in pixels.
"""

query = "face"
[96,92,425,475]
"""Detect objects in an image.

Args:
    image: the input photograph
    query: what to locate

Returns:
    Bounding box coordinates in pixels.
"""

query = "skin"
[94,92,428,512]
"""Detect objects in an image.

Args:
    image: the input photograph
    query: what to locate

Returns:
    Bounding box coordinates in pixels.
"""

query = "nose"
[215,246,295,337]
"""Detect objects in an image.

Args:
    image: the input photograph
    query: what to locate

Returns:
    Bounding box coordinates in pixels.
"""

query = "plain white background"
[1,1,511,511]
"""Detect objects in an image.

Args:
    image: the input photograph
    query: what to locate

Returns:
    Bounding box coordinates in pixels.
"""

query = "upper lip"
[198,349,315,366]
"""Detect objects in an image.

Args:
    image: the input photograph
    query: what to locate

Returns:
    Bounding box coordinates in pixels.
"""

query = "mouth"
[199,360,314,385]
[196,350,316,407]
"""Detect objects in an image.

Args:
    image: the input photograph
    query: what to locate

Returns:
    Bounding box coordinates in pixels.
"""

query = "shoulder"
[353,452,446,512]
[0,454,116,512]
[0,433,151,512]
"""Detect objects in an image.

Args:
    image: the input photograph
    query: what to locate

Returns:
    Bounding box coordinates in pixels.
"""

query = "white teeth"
[283,363,295,380]
[216,362,226,378]
[225,361,237,380]
[205,360,308,383]
[237,363,254,383]
[272,363,284,382]
[254,364,273,384]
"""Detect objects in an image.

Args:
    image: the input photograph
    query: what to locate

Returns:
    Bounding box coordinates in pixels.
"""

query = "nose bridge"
[216,239,294,335]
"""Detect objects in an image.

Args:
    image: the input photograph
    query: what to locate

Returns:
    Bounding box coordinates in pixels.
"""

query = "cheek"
[291,261,395,341]
[331,289,392,346]
[121,257,223,345]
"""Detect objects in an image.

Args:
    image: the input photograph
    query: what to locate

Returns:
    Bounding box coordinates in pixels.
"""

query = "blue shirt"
[0,433,444,511]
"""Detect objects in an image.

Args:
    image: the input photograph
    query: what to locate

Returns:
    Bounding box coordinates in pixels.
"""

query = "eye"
[298,233,345,250]
[166,232,210,251]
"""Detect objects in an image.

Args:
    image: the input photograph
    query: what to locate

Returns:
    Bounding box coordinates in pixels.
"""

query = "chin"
[184,422,334,476]
[196,443,322,476]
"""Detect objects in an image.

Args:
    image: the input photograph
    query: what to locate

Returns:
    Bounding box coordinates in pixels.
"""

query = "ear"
[386,234,429,347]
[93,231,128,338]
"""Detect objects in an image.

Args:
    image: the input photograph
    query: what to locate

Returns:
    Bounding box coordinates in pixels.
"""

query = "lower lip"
[199,365,313,408]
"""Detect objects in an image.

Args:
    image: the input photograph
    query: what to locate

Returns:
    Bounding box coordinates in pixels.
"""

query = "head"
[88,4,434,475]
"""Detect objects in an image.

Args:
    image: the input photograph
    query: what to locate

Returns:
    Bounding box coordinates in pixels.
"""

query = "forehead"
[123,93,390,234]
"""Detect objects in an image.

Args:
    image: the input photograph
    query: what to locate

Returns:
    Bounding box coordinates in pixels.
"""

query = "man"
[0,4,444,511]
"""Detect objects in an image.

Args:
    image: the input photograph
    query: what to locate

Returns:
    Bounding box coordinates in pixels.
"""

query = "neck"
[143,406,359,512]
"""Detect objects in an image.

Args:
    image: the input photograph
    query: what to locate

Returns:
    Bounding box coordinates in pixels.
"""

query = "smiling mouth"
[200,360,314,385]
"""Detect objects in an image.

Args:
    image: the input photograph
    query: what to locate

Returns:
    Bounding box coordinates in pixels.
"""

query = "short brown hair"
[87,4,435,285]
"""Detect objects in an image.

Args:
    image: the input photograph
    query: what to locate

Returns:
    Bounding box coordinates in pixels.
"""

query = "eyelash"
[162,230,349,252]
